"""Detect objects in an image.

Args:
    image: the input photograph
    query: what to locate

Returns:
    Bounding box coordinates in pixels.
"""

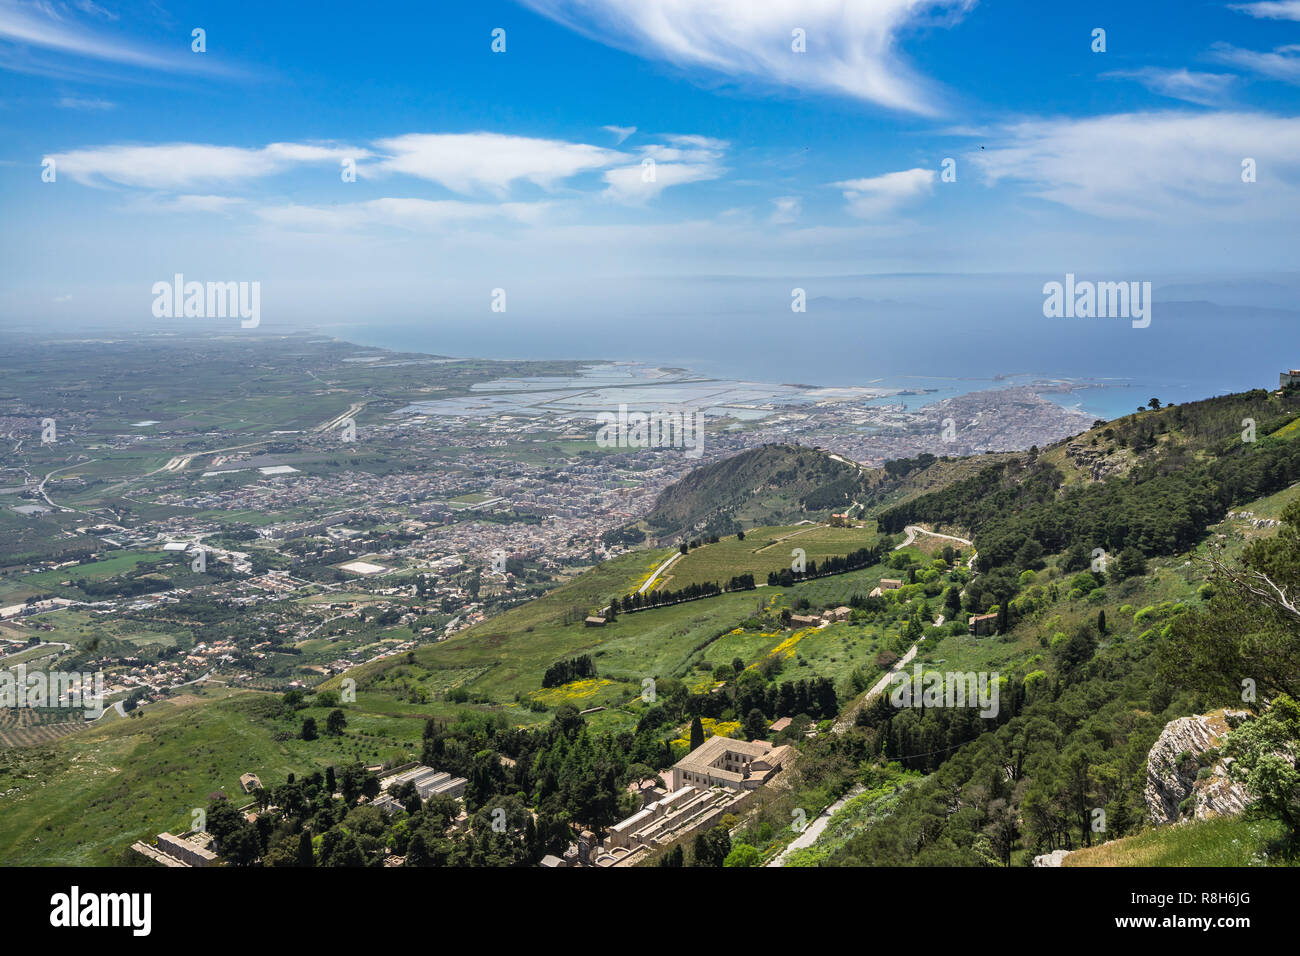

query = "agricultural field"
[0,707,87,749]
[656,522,880,591]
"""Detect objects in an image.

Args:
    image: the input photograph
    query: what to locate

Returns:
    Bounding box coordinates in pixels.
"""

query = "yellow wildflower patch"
[529,678,614,706]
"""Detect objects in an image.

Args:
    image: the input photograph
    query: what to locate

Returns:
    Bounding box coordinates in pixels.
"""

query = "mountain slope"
[642,444,865,538]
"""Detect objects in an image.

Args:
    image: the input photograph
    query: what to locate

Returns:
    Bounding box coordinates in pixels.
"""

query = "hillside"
[641,444,865,539]
[8,385,1300,868]
[856,450,1021,514]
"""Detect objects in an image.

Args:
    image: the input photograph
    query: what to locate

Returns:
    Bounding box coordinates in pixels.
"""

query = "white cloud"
[770,196,801,224]
[603,124,636,144]
[70,1,117,20]
[1209,42,1300,83]
[601,133,727,202]
[602,161,720,202]
[1104,67,1235,106]
[1229,1,1300,20]
[46,129,729,208]
[256,197,550,233]
[971,111,1300,219]
[44,141,368,188]
[56,94,114,109]
[370,132,621,196]
[516,0,975,114]
[156,195,248,214]
[832,167,936,218]
[0,0,232,76]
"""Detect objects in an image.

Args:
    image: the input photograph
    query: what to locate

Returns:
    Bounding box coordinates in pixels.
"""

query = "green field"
[0,685,425,865]
[657,523,880,591]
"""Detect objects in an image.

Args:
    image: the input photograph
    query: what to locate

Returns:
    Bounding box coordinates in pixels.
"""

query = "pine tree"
[297,829,314,867]
[689,716,705,751]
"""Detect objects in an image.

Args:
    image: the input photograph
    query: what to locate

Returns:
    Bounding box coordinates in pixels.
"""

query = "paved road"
[766,784,864,867]
[833,640,921,734]
[637,551,684,594]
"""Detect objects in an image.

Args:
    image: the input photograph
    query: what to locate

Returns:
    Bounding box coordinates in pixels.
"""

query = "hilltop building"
[669,735,791,791]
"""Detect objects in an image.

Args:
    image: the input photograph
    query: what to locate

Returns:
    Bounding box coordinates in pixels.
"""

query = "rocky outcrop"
[1064,440,1131,482]
[1144,710,1252,825]
[1031,849,1072,867]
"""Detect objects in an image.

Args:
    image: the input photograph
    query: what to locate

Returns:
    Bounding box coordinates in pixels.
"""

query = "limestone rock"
[1144,710,1252,825]
[1032,848,1072,867]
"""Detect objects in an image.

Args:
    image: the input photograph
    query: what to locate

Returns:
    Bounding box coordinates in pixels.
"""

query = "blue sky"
[2,0,1299,341]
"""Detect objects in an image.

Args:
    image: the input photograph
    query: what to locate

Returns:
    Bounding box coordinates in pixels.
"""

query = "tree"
[300,716,318,741]
[297,829,314,867]
[723,843,761,867]
[605,599,617,622]
[1223,695,1300,850]
[1062,541,1091,573]
[692,826,731,866]
[744,708,768,741]
[1148,397,1161,410]
[1054,623,1097,683]
[1116,547,1147,579]
[1097,609,1107,634]
[326,708,347,735]
[1160,506,1300,702]
[995,601,1008,634]
[736,530,745,541]
[405,832,430,867]
[689,716,705,752]
[658,844,684,867]
[1014,538,1044,571]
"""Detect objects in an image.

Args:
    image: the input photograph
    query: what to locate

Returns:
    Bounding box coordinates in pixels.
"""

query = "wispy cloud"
[832,167,935,218]
[517,0,975,115]
[45,141,366,188]
[256,197,550,233]
[0,0,236,77]
[1104,67,1235,106]
[602,124,636,144]
[1209,42,1300,83]
[770,195,801,224]
[972,111,1300,219]
[56,94,114,109]
[70,0,116,20]
[602,133,727,202]
[1229,1,1300,20]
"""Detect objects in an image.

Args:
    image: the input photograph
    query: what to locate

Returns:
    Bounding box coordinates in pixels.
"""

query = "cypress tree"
[689,716,705,751]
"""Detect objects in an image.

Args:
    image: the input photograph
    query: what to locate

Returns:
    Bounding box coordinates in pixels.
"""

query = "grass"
[659,523,879,591]
[1062,816,1288,866]
[0,685,422,866]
